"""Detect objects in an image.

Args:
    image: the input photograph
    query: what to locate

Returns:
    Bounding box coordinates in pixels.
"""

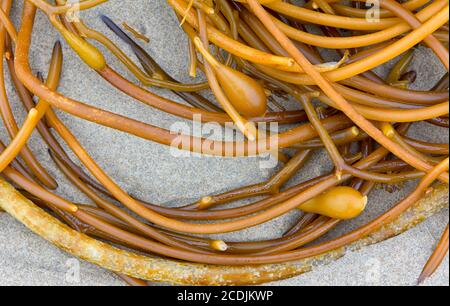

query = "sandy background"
[0,0,448,286]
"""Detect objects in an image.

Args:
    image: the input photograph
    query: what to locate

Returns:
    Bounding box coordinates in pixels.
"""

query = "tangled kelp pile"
[0,0,448,285]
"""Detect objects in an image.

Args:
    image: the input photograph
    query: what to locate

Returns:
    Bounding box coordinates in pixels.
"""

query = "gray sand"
[0,0,448,286]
